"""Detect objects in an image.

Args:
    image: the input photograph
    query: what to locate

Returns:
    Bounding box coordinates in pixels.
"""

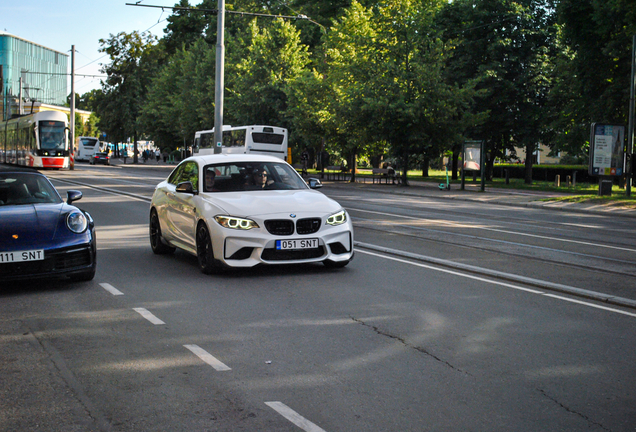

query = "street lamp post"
[213,0,225,154]
[627,35,635,196]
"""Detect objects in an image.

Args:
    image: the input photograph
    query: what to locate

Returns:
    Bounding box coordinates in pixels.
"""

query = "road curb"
[355,241,636,310]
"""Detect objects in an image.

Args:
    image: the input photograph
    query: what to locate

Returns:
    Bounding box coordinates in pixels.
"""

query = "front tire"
[149,210,175,254]
[196,223,217,274]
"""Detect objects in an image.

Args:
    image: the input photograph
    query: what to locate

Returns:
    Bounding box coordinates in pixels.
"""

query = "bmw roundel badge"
[290,214,296,218]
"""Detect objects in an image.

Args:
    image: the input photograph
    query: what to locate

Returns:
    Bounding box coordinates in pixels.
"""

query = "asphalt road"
[1,162,635,431]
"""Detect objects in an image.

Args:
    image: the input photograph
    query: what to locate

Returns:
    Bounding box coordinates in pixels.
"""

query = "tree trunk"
[349,150,357,183]
[401,148,409,186]
[452,146,460,180]
[133,131,138,164]
[421,154,429,178]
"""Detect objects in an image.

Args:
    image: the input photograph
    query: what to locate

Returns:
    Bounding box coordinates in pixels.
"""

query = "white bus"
[194,125,288,160]
[75,136,101,162]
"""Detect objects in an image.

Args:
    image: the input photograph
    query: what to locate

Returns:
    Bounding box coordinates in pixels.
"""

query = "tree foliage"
[85,0,636,181]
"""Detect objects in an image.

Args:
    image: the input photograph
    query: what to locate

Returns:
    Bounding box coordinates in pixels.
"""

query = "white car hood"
[201,189,342,218]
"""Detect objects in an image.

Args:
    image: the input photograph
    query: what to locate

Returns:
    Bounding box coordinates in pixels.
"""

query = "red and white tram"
[1,111,71,169]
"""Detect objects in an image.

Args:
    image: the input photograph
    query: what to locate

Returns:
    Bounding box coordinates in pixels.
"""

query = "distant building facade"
[0,31,68,121]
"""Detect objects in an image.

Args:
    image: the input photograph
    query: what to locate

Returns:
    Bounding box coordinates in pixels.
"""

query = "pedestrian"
[155,149,161,163]
[300,148,309,176]
[162,150,168,163]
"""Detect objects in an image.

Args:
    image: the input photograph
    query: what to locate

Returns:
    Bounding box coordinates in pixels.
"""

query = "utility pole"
[213,0,225,154]
[627,35,635,196]
[18,77,23,115]
[71,45,76,170]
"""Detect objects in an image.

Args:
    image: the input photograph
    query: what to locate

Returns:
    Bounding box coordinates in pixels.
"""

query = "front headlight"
[214,215,259,230]
[326,209,347,226]
[67,211,88,233]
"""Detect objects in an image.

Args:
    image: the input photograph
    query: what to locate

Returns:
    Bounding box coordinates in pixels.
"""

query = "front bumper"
[0,243,96,282]
[214,223,354,268]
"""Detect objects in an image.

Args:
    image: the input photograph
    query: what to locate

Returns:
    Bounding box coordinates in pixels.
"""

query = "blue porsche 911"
[0,170,96,282]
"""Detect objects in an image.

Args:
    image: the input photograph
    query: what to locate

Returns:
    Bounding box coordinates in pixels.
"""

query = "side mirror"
[67,190,83,205]
[176,181,197,194]
[307,178,323,189]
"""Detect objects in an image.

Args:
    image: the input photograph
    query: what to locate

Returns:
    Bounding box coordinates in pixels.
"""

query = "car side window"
[179,162,199,192]
[168,164,185,185]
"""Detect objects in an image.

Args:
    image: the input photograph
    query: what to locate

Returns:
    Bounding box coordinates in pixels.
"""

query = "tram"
[0,111,71,169]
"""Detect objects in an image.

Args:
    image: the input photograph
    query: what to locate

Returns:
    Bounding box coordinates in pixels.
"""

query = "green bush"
[493,164,592,182]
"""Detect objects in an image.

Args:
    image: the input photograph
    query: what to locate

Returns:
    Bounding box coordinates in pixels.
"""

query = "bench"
[371,168,401,184]
[324,166,348,181]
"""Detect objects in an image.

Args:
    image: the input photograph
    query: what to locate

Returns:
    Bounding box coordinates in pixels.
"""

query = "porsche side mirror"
[67,190,83,205]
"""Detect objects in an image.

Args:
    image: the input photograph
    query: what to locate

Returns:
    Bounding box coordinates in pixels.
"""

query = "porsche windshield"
[0,174,62,205]
[201,162,308,193]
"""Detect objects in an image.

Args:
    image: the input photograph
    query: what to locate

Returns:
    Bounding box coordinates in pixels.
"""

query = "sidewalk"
[324,178,636,219]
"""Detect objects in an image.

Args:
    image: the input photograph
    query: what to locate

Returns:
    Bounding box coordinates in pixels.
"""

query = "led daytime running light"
[214,216,259,230]
[327,210,347,226]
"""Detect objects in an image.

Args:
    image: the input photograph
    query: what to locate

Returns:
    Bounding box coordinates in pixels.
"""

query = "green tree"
[226,18,310,130]
[323,0,471,184]
[321,1,378,180]
[96,31,159,161]
[550,0,636,159]
[140,38,215,150]
[437,0,557,183]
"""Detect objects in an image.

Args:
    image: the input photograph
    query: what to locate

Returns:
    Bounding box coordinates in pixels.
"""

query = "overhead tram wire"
[124,3,324,28]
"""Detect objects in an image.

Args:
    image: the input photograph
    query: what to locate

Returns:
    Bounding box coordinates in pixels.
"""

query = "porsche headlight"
[214,216,259,230]
[67,211,88,233]
[326,210,347,226]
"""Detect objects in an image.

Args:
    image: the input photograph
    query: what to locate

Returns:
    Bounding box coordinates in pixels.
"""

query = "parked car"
[149,154,354,274]
[89,152,110,165]
[0,170,96,282]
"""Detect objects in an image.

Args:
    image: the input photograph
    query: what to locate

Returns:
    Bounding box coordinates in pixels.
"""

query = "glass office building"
[0,31,68,121]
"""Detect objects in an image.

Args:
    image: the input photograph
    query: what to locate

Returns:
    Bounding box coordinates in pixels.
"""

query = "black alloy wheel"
[149,210,175,254]
[196,223,217,274]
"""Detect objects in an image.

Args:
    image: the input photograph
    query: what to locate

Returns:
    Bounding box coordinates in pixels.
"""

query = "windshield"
[202,161,308,193]
[0,173,62,206]
[80,137,98,148]
[39,121,67,151]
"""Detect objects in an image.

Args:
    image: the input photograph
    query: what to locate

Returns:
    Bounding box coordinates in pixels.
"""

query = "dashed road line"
[265,401,327,432]
[183,344,232,371]
[133,308,166,325]
[99,282,124,295]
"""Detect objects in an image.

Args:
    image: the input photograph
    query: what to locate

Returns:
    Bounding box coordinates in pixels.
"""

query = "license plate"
[276,239,319,250]
[0,250,45,263]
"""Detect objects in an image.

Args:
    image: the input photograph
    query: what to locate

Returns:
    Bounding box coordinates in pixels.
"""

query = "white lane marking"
[133,308,166,325]
[99,283,124,296]
[348,207,636,254]
[542,294,636,318]
[356,249,636,319]
[183,344,232,371]
[265,401,327,432]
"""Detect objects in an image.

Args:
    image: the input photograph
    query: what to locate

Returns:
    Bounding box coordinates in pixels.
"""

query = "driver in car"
[247,168,272,189]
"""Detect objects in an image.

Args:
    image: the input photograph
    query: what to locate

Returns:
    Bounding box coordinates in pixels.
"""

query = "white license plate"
[276,239,319,250]
[0,250,45,263]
